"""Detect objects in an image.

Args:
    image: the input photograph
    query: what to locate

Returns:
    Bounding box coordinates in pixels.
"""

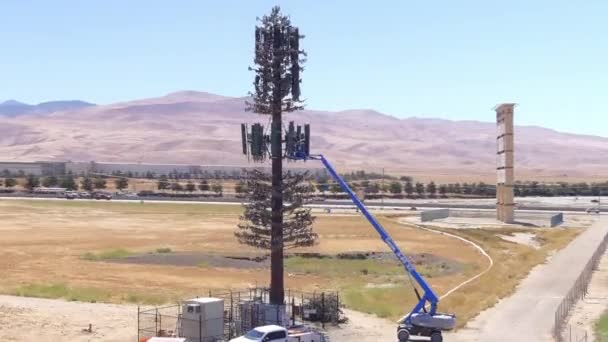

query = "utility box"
[180,297,224,342]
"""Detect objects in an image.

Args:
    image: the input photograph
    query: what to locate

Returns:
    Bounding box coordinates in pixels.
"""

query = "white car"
[586,207,600,214]
[78,191,92,199]
[64,191,79,199]
[229,325,322,342]
[230,325,287,342]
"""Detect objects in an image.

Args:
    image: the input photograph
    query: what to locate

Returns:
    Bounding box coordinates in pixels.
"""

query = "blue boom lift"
[306,154,456,342]
[242,122,456,341]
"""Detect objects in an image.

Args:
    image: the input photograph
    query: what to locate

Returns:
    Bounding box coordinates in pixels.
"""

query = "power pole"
[381,167,385,209]
[598,189,602,214]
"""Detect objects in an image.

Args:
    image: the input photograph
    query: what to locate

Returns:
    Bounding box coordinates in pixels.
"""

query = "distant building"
[0,161,66,176]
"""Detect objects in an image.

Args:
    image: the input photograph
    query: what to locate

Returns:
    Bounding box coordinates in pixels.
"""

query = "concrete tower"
[495,103,516,223]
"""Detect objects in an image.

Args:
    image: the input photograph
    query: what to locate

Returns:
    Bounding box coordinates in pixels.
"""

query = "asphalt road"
[0,193,602,213]
[322,199,601,213]
[447,216,608,342]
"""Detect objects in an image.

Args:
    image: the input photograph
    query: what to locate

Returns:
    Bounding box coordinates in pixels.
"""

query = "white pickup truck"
[229,325,325,342]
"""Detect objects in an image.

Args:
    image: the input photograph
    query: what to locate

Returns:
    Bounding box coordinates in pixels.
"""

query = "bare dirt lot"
[0,295,136,342]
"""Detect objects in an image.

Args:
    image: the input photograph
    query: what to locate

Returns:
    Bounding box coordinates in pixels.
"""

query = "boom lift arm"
[311,155,439,315]
[308,154,455,341]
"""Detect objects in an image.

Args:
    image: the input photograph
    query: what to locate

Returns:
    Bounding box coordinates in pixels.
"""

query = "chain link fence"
[561,325,589,342]
[137,288,342,341]
[554,231,608,341]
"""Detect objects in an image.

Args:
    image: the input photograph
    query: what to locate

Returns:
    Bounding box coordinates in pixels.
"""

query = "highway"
[0,192,603,213]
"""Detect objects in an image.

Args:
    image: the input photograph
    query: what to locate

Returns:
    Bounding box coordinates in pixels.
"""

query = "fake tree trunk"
[244,6,307,305]
[270,108,284,304]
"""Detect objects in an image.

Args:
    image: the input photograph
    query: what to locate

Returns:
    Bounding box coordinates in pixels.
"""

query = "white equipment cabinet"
[180,297,224,342]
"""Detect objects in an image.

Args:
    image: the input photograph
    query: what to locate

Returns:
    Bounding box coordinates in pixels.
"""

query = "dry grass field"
[0,199,582,325]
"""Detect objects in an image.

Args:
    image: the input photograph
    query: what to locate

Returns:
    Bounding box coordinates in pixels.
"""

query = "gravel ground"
[0,295,138,342]
[324,308,395,341]
[499,232,541,249]
[0,295,399,342]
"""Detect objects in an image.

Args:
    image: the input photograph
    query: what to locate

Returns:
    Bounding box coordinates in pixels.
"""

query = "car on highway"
[586,207,600,214]
[78,192,92,199]
[92,191,112,200]
[64,191,79,200]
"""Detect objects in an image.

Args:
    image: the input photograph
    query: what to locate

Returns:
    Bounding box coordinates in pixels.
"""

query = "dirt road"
[448,216,608,342]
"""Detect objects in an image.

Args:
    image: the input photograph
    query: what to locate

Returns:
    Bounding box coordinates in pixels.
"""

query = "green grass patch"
[83,247,173,261]
[595,310,608,341]
[155,247,173,254]
[286,256,448,320]
[342,285,414,319]
[11,283,170,305]
[197,261,210,268]
[81,248,133,261]
[286,256,402,277]
[123,293,170,305]
[12,283,111,303]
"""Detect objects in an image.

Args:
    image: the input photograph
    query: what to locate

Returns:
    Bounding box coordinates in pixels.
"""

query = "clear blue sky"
[2,1,606,136]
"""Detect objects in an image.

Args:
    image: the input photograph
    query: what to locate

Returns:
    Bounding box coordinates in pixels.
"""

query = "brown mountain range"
[1,91,606,182]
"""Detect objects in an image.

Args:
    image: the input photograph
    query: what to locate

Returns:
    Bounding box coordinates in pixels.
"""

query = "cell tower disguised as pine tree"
[239,6,311,306]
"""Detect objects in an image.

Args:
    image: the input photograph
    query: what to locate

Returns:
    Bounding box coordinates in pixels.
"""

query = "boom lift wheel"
[397,328,410,342]
[430,331,443,342]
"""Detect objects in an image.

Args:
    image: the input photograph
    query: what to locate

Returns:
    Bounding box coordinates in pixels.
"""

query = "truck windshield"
[244,329,265,340]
